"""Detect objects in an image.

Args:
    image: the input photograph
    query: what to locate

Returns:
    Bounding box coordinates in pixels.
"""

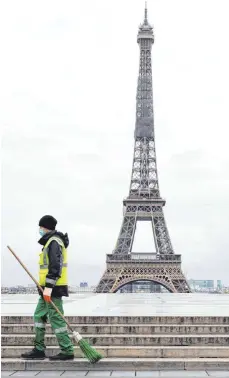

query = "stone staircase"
[1,315,229,371]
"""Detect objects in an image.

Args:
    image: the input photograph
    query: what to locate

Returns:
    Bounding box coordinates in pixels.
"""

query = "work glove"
[43,287,52,303]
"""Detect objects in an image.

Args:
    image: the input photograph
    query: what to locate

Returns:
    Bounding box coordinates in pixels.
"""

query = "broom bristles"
[78,339,103,364]
[72,330,103,363]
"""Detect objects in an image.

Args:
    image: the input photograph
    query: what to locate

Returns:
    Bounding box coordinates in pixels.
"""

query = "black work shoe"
[21,348,46,359]
[49,353,74,361]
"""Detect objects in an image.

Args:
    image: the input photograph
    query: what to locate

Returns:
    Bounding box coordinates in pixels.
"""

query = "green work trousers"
[34,296,74,355]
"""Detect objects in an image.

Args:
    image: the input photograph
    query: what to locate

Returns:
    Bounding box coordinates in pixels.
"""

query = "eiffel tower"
[96,4,191,294]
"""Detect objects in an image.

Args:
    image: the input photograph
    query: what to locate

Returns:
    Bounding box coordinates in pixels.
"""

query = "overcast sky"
[1,0,229,287]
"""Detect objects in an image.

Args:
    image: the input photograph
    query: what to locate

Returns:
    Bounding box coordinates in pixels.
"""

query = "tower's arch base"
[95,262,191,293]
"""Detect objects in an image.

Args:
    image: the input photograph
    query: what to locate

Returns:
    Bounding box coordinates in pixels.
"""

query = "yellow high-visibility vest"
[39,237,68,286]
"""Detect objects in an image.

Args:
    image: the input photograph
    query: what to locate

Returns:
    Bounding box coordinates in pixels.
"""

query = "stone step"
[2,334,229,346]
[2,357,229,371]
[3,323,229,334]
[2,345,229,358]
[2,315,229,325]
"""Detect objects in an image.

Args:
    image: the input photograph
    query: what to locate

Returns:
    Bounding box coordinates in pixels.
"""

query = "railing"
[1,286,97,294]
[107,253,181,262]
[131,253,157,260]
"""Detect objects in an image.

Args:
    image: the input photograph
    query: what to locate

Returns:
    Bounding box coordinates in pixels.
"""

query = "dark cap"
[39,215,57,231]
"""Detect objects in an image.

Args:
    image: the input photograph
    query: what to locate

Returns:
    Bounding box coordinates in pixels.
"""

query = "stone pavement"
[2,293,229,317]
[2,371,229,377]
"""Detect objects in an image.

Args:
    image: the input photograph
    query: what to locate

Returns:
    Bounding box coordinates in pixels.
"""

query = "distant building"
[80,282,88,288]
[189,280,214,289]
[217,280,222,289]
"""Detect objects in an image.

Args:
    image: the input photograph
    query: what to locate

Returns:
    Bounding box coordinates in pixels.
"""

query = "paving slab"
[111,372,135,377]
[136,372,159,377]
[1,373,16,377]
[207,372,229,377]
[37,372,64,376]
[11,373,40,377]
[86,372,111,376]
[160,371,208,377]
[61,373,88,377]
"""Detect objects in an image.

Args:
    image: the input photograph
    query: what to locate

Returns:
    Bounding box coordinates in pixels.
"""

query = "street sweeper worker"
[21,215,74,361]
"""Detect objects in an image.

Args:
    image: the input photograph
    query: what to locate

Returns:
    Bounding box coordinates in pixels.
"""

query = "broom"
[7,245,103,364]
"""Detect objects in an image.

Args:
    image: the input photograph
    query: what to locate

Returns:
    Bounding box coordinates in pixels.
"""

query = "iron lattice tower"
[96,4,191,293]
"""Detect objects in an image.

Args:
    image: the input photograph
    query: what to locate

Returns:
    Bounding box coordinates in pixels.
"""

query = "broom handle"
[7,246,74,333]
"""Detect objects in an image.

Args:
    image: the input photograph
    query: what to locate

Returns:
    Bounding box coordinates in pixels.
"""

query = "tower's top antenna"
[144,1,148,24]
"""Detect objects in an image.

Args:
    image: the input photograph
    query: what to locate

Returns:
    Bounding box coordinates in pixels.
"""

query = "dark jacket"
[38,230,69,298]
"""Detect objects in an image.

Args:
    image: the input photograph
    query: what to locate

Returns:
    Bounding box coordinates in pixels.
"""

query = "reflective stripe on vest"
[39,236,68,286]
[40,263,68,270]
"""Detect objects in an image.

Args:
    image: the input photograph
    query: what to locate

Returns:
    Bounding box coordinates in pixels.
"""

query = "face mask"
[39,229,46,237]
